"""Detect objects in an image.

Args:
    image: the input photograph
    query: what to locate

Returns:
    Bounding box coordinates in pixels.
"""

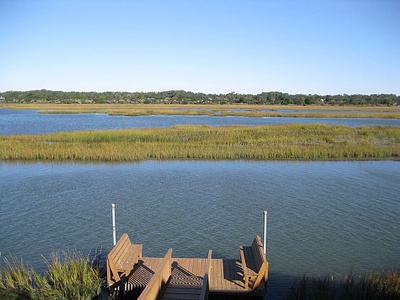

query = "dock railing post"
[263,210,267,256]
[112,204,116,246]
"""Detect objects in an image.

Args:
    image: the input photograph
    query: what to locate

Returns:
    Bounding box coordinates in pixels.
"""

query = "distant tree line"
[1,89,399,106]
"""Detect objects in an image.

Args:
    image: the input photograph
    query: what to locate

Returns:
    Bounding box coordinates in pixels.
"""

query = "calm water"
[1,108,400,135]
[1,161,399,299]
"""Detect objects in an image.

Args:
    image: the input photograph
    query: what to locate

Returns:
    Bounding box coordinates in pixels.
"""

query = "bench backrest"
[251,235,267,270]
[108,233,132,264]
[251,235,268,285]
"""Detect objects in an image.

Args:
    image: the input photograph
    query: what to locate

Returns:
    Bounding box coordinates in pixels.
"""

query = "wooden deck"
[108,235,267,299]
[112,258,265,298]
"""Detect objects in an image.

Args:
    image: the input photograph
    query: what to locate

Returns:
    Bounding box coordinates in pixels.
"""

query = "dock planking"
[108,234,268,299]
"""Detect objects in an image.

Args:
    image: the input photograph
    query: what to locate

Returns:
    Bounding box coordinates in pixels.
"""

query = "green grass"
[1,124,399,161]
[287,271,400,300]
[0,251,103,300]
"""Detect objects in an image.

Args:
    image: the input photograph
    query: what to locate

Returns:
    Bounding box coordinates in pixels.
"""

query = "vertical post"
[112,204,116,246]
[263,210,267,255]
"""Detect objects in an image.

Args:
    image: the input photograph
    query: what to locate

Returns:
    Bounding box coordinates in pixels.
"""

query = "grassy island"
[1,124,399,161]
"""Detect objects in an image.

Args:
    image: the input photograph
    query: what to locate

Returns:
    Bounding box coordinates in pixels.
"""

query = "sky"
[1,0,399,95]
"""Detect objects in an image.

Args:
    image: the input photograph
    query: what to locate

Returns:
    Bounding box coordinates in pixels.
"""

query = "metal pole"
[263,210,267,255]
[112,204,116,246]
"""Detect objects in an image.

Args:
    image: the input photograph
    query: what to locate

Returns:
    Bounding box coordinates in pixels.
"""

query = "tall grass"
[0,257,35,299]
[0,251,103,300]
[1,124,399,161]
[287,271,400,300]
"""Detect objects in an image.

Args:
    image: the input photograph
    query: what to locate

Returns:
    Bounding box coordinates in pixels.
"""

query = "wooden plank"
[210,259,223,290]
[163,292,201,300]
[163,286,201,293]
[209,259,245,292]
[173,258,207,278]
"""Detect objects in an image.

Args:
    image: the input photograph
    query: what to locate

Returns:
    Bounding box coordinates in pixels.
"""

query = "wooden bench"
[239,235,268,289]
[107,233,143,285]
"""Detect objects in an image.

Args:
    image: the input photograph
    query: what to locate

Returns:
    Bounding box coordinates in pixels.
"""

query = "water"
[1,161,399,299]
[1,108,400,135]
[1,109,399,298]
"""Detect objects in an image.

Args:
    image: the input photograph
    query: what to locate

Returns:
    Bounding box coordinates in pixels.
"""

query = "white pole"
[112,204,116,246]
[263,210,267,255]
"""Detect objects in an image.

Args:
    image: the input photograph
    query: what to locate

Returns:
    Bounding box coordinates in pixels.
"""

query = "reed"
[0,124,399,161]
[0,251,103,300]
[287,270,400,300]
[0,257,35,299]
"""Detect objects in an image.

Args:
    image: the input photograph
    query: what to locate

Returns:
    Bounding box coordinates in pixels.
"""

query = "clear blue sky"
[1,0,399,95]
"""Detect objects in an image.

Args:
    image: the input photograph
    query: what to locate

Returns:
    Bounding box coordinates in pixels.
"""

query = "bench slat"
[115,244,142,271]
[109,234,130,257]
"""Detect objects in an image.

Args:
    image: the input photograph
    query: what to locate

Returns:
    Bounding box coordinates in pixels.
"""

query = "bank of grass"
[0,124,399,161]
[0,251,103,300]
[2,103,400,119]
[287,271,400,300]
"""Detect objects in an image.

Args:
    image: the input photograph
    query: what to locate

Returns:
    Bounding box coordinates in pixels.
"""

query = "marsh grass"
[1,124,399,161]
[0,251,103,300]
[0,257,35,299]
[287,271,400,300]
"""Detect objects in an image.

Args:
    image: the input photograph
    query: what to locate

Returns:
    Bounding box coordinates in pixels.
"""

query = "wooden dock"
[107,234,268,299]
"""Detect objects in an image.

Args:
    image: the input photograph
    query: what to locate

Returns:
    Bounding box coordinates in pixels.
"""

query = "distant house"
[0,95,5,102]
